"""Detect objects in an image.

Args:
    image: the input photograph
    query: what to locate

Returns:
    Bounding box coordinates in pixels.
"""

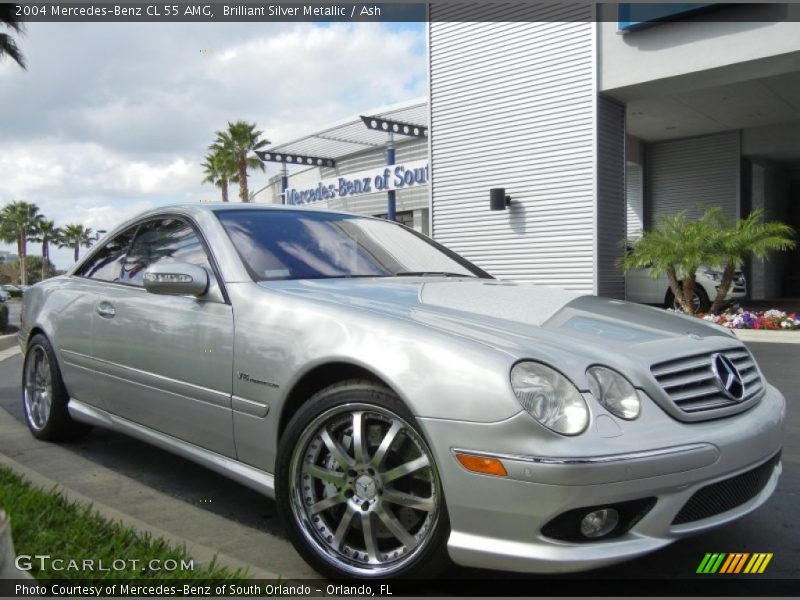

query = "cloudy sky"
[0,21,427,268]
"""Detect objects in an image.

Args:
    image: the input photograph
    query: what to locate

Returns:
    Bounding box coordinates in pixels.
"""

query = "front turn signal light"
[455,453,508,477]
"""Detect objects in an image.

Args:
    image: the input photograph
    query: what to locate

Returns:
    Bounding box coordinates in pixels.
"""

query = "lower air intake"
[672,451,781,525]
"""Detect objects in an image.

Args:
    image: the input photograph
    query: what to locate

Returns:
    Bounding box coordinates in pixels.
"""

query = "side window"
[120,218,211,287]
[76,226,137,282]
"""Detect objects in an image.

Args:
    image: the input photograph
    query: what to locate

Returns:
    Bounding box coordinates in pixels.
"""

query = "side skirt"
[68,399,276,498]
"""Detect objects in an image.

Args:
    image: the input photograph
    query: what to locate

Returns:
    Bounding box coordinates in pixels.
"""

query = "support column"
[386,133,396,221]
[281,163,288,205]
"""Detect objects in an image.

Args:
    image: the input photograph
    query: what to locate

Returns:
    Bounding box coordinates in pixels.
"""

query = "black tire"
[276,379,451,579]
[665,285,710,313]
[22,334,92,441]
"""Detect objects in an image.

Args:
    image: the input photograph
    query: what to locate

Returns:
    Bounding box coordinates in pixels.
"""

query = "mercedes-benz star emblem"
[355,475,377,499]
[710,353,745,401]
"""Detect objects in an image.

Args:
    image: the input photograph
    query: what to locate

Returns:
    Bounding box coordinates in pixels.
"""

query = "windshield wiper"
[393,271,475,278]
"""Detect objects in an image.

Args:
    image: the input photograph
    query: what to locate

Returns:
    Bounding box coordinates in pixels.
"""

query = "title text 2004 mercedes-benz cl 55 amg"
[20,204,785,579]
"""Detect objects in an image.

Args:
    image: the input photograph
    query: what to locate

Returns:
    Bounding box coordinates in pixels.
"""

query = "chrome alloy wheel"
[24,345,52,431]
[289,403,441,577]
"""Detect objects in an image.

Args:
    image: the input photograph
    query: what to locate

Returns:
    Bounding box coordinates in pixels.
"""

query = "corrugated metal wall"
[626,162,644,238]
[428,7,597,292]
[596,96,626,298]
[645,131,740,227]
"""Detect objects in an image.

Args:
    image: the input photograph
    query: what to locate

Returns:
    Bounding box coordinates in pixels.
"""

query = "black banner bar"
[8,2,800,23]
[3,578,800,597]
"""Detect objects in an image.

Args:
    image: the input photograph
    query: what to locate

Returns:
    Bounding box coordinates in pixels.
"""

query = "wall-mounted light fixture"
[489,188,511,211]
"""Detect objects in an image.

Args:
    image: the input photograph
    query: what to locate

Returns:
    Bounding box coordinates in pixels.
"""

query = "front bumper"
[714,277,747,300]
[418,384,785,574]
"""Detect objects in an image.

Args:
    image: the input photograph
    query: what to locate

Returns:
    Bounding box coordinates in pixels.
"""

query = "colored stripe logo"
[697,553,773,574]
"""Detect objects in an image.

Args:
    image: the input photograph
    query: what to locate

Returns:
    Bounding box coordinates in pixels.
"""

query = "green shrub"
[0,303,8,333]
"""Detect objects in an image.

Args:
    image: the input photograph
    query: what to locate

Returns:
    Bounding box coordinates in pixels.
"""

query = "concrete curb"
[0,452,282,580]
[734,330,800,344]
[0,509,34,579]
[0,333,18,352]
[0,346,21,363]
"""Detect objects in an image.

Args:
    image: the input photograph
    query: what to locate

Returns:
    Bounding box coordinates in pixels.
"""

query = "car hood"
[261,277,739,368]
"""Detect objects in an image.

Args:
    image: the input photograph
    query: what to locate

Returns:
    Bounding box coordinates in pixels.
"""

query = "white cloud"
[0,21,427,269]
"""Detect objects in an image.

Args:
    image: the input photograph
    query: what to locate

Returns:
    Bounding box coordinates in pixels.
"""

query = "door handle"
[96,301,116,318]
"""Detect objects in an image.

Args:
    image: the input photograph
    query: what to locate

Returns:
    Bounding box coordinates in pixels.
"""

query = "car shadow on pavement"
[61,427,285,537]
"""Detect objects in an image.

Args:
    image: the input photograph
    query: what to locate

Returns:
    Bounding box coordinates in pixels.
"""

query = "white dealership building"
[260,99,431,234]
[260,4,800,301]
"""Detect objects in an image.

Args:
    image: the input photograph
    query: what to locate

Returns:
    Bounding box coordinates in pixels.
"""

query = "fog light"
[580,508,619,538]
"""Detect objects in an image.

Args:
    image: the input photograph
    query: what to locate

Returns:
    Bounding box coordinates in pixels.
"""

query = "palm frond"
[0,33,25,68]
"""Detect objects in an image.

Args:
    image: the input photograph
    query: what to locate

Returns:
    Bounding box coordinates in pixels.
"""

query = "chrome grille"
[651,348,763,414]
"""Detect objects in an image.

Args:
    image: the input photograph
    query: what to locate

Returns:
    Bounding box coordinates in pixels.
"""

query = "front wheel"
[276,380,450,579]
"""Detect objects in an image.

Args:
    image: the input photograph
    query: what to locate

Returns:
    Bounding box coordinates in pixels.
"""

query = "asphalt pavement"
[0,306,798,585]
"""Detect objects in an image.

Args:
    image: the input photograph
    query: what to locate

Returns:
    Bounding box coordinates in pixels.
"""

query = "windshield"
[215,209,488,281]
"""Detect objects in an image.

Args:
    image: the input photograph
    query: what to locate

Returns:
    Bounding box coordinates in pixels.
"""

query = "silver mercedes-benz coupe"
[20,204,785,579]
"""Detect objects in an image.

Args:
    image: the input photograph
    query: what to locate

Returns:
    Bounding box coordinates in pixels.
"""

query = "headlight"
[586,366,640,420]
[510,362,589,435]
[702,269,723,282]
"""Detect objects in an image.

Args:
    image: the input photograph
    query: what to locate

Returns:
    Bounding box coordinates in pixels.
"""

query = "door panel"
[626,269,667,304]
[58,225,140,407]
[88,216,235,457]
[92,286,235,456]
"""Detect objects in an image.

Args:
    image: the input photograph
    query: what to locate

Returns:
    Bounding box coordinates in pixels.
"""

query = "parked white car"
[0,290,11,303]
[626,267,747,313]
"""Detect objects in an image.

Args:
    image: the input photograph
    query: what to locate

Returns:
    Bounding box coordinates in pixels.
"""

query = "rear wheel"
[276,380,450,579]
[22,334,92,441]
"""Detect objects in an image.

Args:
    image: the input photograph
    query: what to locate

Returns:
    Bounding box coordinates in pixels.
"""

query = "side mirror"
[143,263,209,297]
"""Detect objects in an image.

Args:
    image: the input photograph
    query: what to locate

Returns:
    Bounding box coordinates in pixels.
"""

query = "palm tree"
[30,218,62,281]
[59,224,93,263]
[0,201,41,285]
[213,121,269,202]
[0,4,25,68]
[201,148,238,202]
[706,209,796,314]
[620,210,719,314]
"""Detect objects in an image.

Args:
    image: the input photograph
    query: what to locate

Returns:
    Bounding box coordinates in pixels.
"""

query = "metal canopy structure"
[360,115,428,138]
[254,150,336,168]
[261,98,428,163]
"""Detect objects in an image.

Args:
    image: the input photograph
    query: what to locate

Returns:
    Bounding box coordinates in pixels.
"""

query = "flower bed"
[698,308,800,330]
